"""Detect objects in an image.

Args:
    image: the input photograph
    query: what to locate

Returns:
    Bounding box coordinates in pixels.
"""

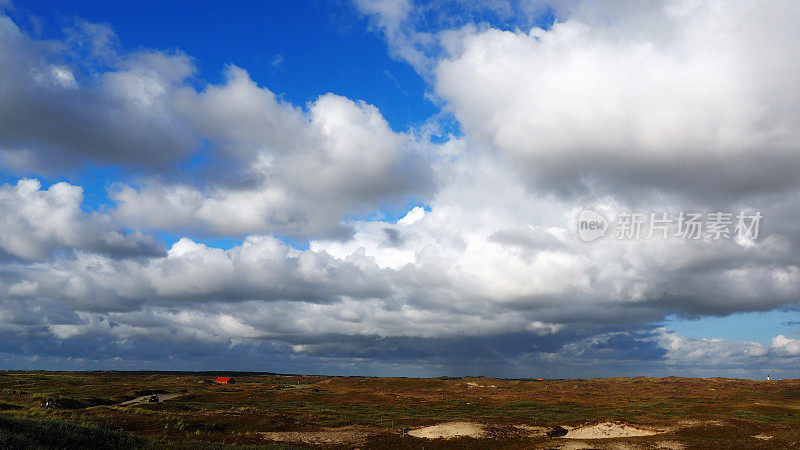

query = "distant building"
[214,376,235,384]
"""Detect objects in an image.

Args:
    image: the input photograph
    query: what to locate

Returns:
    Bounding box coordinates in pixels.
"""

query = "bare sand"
[408,421,486,439]
[564,421,663,439]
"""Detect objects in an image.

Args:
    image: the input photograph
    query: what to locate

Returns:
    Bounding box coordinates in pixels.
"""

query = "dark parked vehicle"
[148,395,159,403]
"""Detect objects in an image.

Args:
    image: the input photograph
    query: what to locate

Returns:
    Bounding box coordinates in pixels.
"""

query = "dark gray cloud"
[382,227,404,246]
[0,15,197,171]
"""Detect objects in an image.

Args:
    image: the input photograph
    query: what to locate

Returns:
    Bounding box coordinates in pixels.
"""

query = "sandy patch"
[408,421,486,439]
[555,442,596,450]
[259,427,372,445]
[753,434,773,440]
[466,381,497,388]
[564,422,663,439]
[655,441,686,449]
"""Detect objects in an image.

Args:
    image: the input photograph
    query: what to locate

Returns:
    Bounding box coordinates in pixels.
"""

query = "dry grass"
[1,372,799,448]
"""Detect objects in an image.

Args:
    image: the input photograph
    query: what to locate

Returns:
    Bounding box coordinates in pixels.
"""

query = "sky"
[0,0,799,378]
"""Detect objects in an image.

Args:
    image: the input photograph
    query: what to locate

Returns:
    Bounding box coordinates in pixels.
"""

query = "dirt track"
[118,393,182,406]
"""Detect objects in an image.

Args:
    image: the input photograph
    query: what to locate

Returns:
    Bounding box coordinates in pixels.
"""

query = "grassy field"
[0,372,798,448]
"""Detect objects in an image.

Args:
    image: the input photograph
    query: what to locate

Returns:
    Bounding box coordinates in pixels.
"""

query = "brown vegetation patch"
[258,426,375,445]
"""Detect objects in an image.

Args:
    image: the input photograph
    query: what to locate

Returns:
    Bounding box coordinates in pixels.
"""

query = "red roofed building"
[213,376,235,384]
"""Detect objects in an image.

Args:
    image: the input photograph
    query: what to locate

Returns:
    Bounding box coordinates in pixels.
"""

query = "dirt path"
[118,393,182,406]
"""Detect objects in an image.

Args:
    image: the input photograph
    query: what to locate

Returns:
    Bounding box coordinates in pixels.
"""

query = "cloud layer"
[113,67,433,239]
[434,0,800,200]
[0,1,799,376]
[0,15,196,170]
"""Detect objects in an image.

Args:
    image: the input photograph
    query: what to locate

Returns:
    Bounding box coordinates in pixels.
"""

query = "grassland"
[0,371,798,448]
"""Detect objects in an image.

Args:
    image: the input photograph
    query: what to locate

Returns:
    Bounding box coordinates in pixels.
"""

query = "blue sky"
[663,310,800,347]
[1,0,799,378]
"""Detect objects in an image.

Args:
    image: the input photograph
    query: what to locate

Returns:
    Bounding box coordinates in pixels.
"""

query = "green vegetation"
[0,415,142,449]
